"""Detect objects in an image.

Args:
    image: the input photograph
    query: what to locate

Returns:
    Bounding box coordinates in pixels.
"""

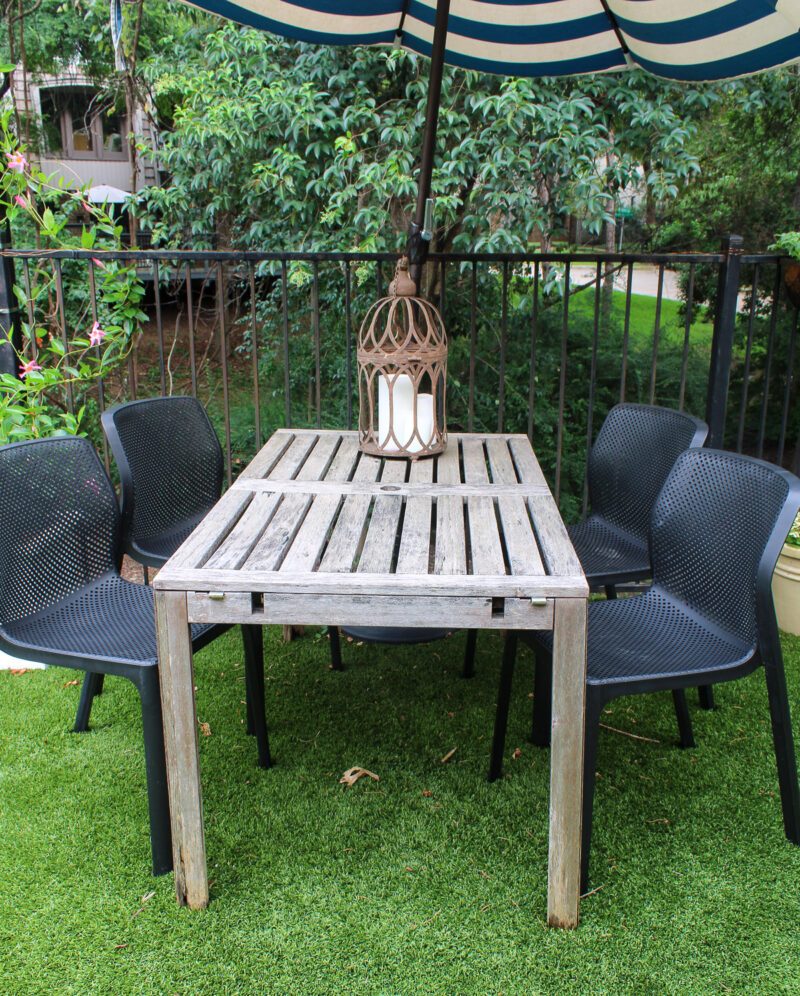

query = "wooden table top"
[154,429,587,627]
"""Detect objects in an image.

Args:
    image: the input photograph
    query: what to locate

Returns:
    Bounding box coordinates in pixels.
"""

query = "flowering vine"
[0,107,145,442]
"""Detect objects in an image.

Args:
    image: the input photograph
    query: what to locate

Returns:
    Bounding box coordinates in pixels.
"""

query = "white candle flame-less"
[378,374,435,454]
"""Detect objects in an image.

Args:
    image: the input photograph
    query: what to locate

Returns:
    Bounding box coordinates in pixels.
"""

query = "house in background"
[10,65,159,196]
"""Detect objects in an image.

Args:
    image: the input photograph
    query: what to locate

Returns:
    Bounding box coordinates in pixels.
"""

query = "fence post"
[705,234,743,447]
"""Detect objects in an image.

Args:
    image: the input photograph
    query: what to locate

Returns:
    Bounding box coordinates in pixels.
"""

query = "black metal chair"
[571,402,711,719]
[102,395,225,570]
[0,436,270,875]
[76,395,262,734]
[570,403,708,596]
[491,447,800,891]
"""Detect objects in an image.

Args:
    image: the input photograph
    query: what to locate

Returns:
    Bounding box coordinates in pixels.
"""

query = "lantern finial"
[388,256,417,297]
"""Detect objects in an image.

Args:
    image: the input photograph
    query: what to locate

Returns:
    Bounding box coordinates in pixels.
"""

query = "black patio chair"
[77,395,262,734]
[0,436,270,876]
[570,402,711,718]
[570,403,708,597]
[490,447,800,891]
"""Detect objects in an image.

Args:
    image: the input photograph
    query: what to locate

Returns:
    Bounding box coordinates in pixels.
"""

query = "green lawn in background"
[2,627,800,995]
[569,287,716,350]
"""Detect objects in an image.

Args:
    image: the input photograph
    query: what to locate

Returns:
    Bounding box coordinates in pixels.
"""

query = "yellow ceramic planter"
[772,543,800,635]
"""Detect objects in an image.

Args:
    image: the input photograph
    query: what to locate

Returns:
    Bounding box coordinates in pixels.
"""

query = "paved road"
[570,264,681,301]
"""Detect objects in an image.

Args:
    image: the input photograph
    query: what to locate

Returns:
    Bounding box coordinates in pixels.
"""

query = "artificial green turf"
[2,628,800,995]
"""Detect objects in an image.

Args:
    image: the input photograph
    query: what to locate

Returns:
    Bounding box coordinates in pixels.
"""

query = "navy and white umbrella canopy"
[187,0,800,82]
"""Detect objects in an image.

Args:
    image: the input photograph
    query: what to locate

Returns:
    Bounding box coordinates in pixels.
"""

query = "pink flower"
[91,257,106,270]
[13,194,28,209]
[89,321,106,347]
[19,358,41,377]
[7,150,27,174]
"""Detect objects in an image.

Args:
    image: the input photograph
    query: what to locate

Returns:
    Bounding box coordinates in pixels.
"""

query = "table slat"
[357,459,407,573]
[434,440,466,575]
[508,434,549,488]
[293,433,340,482]
[268,433,319,480]
[280,439,360,573]
[461,436,506,576]
[237,429,294,480]
[317,453,382,572]
[486,436,545,576]
[527,494,584,579]
[204,492,282,570]
[243,493,312,571]
[395,457,433,574]
[171,488,252,570]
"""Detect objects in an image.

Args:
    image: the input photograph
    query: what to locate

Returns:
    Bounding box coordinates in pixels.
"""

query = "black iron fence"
[2,238,797,520]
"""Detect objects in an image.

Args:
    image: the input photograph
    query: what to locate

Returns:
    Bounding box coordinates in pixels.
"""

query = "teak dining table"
[153,428,589,928]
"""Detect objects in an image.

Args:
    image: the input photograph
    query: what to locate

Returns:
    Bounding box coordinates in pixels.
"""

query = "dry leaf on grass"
[61,678,79,688]
[10,668,31,676]
[198,721,211,737]
[339,766,379,786]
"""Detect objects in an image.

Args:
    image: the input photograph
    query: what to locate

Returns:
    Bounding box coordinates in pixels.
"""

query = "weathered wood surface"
[547,597,588,929]
[155,589,208,909]
[155,429,588,929]
[159,567,587,598]
[186,590,555,629]
[155,432,585,599]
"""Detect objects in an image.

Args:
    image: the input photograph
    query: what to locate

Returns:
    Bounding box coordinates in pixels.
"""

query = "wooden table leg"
[547,597,587,928]
[155,589,209,909]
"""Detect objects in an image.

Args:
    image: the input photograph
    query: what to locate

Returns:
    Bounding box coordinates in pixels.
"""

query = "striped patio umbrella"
[183,0,800,273]
[188,1,800,82]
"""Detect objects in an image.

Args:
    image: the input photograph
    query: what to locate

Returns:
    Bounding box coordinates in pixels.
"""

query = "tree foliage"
[139,23,704,257]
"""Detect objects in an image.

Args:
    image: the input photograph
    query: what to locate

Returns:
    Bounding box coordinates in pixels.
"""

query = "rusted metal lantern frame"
[357,257,447,459]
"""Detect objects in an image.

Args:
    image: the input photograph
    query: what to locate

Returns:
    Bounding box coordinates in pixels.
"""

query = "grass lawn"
[569,288,716,351]
[2,626,800,995]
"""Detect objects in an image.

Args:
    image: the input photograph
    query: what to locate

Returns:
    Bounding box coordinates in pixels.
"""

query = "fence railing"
[1,239,797,520]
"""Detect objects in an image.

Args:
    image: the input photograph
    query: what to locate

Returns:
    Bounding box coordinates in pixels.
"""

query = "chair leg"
[242,625,271,769]
[530,648,553,747]
[329,626,343,671]
[461,629,477,679]
[580,693,604,895]
[763,656,800,844]
[604,585,617,600]
[137,670,173,876]
[74,672,104,732]
[489,632,518,782]
[698,685,715,710]
[672,689,695,749]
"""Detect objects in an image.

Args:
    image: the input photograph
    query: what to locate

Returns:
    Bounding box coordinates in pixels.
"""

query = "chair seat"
[535,587,752,687]
[568,517,650,586]
[2,574,215,669]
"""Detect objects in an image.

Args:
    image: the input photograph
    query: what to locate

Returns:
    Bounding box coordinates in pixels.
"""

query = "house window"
[39,86,127,162]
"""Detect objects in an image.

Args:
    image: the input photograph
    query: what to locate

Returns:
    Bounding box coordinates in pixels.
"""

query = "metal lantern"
[357,257,447,459]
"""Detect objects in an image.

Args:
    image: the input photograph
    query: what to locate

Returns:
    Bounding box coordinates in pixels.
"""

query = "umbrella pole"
[407,0,450,290]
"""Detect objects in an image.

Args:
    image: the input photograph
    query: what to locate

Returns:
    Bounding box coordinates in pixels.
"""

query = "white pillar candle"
[378,373,415,451]
[407,393,435,454]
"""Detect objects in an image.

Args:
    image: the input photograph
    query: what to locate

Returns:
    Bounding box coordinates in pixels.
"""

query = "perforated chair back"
[0,436,120,625]
[102,396,224,565]
[651,447,798,648]
[588,404,708,546]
